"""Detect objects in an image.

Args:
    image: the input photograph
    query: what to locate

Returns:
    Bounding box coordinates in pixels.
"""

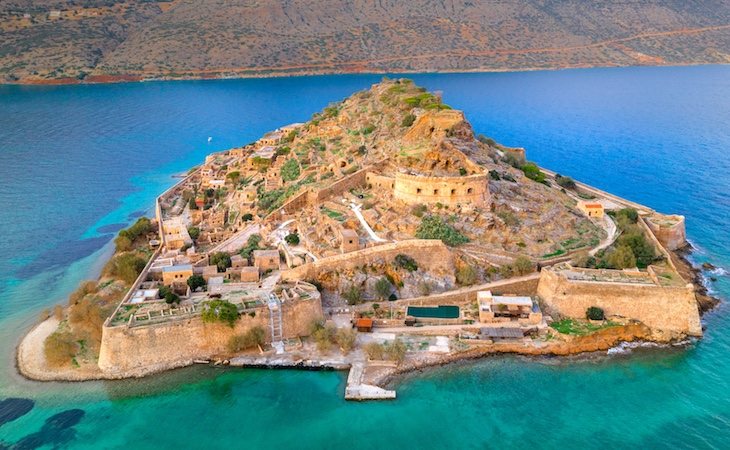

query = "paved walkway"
[350,202,387,243]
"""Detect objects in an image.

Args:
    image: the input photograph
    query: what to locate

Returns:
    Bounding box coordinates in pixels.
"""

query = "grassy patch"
[549,319,618,336]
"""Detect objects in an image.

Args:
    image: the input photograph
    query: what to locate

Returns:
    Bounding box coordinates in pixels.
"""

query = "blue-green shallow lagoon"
[1,66,729,448]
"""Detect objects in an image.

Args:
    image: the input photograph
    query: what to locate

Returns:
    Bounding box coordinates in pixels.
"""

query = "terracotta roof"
[356,318,373,328]
[584,203,603,209]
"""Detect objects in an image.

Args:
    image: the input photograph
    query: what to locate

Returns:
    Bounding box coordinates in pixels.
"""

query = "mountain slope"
[2,0,729,83]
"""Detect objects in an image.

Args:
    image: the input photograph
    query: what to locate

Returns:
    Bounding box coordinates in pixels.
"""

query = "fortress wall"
[645,215,687,251]
[393,172,488,207]
[394,275,539,307]
[315,166,369,202]
[536,269,702,337]
[366,172,394,190]
[98,298,322,375]
[281,240,454,281]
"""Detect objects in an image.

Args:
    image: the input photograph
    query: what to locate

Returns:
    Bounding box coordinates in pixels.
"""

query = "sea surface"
[1,66,729,449]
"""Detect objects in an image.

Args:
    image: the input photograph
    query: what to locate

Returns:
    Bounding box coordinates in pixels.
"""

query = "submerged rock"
[0,398,34,427]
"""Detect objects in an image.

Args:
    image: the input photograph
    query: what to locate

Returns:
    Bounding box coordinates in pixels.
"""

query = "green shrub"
[456,265,477,286]
[201,300,239,327]
[401,113,416,127]
[489,170,501,181]
[394,254,418,272]
[511,256,534,276]
[411,204,428,218]
[242,213,254,222]
[522,162,546,184]
[164,292,180,304]
[415,215,469,246]
[187,226,200,240]
[586,307,605,321]
[335,328,357,354]
[555,174,577,189]
[281,158,301,182]
[227,326,265,352]
[285,233,300,245]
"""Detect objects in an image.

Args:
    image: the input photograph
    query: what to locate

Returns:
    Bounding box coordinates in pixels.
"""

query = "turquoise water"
[1,66,729,448]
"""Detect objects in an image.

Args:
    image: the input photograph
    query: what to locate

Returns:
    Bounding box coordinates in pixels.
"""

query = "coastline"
[16,238,720,384]
[3,62,727,87]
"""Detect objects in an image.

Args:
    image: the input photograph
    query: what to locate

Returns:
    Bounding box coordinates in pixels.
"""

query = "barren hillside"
[2,0,729,83]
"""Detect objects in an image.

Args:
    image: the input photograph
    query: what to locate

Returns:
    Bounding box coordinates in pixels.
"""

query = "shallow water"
[1,66,729,448]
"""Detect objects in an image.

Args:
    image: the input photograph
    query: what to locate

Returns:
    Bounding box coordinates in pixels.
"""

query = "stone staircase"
[266,293,284,354]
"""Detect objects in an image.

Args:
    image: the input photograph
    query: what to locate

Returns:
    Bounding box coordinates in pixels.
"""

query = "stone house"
[253,249,280,272]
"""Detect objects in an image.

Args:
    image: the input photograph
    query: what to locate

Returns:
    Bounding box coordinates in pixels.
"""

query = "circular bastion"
[393,171,489,207]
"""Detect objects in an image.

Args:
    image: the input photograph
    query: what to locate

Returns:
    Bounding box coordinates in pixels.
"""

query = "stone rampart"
[645,214,687,251]
[97,298,322,375]
[393,172,488,207]
[281,240,454,281]
[536,267,702,337]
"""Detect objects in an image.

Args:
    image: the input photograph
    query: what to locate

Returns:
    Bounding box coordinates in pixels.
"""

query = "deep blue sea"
[1,66,729,449]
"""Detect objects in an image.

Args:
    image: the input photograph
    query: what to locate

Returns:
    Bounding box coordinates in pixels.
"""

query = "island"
[17,79,715,400]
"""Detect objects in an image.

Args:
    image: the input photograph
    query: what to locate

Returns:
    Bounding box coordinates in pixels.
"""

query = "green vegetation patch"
[549,318,618,336]
[415,215,469,246]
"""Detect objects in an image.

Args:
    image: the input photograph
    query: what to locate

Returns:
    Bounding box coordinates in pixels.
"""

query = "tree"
[201,300,239,327]
[284,232,300,245]
[209,252,232,272]
[114,235,132,252]
[105,253,147,284]
[226,171,240,184]
[44,331,78,367]
[375,277,392,300]
[239,234,262,261]
[242,213,253,222]
[187,274,206,291]
[606,245,637,269]
[187,226,200,241]
[617,231,656,268]
[164,291,180,305]
[281,158,301,182]
[341,284,362,305]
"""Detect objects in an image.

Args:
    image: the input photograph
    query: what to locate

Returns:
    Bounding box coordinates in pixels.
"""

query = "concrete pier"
[344,362,397,401]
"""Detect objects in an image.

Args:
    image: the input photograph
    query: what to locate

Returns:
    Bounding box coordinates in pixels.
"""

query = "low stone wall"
[393,172,489,207]
[536,268,701,337]
[97,298,322,375]
[281,240,454,281]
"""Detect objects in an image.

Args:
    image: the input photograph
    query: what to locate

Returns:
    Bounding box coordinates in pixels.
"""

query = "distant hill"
[2,0,730,84]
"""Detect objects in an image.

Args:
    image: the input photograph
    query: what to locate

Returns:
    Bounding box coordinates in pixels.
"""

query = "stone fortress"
[79,78,703,382]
